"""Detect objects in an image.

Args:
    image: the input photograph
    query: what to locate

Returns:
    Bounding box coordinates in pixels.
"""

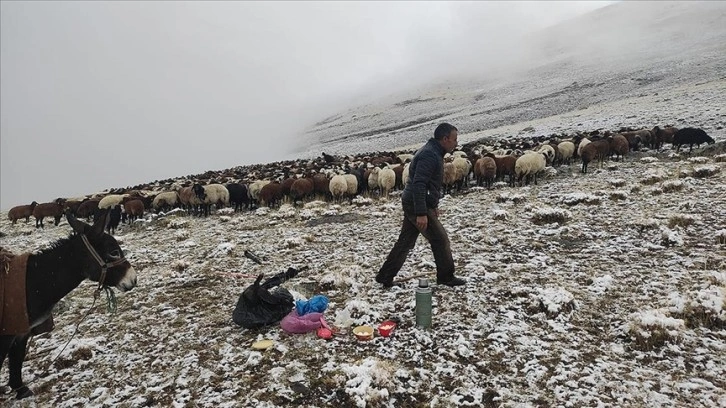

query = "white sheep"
[452,151,468,159]
[98,194,127,210]
[248,180,271,203]
[452,157,472,189]
[577,138,592,158]
[537,145,556,165]
[397,153,414,163]
[402,162,411,187]
[343,174,358,197]
[152,191,179,211]
[515,152,547,186]
[198,184,230,216]
[557,141,576,165]
[367,167,380,191]
[378,167,396,197]
[329,175,348,201]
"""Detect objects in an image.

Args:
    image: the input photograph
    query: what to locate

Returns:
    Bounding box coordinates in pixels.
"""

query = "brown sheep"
[620,129,651,151]
[259,181,283,208]
[651,126,679,150]
[32,202,65,228]
[76,198,100,219]
[581,139,610,173]
[475,155,497,189]
[279,178,296,202]
[609,134,629,161]
[178,186,202,215]
[290,178,314,205]
[63,200,83,216]
[492,155,517,187]
[312,174,330,200]
[123,199,145,223]
[8,201,38,224]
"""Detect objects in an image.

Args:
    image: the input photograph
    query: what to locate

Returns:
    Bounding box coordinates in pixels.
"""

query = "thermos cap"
[418,278,429,288]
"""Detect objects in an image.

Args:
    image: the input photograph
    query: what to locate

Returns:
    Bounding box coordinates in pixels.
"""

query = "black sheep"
[673,128,715,153]
[226,183,250,211]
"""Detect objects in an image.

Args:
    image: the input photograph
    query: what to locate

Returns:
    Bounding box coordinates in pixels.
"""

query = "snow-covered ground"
[2,2,726,406]
[2,144,725,407]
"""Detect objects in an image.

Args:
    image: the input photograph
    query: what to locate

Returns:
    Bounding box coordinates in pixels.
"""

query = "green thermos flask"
[415,278,432,328]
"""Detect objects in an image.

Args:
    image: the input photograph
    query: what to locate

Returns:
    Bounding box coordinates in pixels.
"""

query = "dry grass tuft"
[668,214,696,228]
[661,180,685,193]
[693,165,720,178]
[531,207,571,225]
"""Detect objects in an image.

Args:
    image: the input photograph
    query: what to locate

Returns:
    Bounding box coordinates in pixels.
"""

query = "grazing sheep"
[443,162,458,195]
[343,174,358,198]
[367,167,380,192]
[178,186,203,215]
[226,183,250,211]
[259,181,283,208]
[537,144,556,165]
[32,202,65,228]
[493,155,517,187]
[194,183,230,216]
[279,178,296,203]
[581,139,610,173]
[76,198,101,220]
[475,155,497,189]
[577,137,592,158]
[123,199,145,223]
[63,200,83,217]
[8,201,38,224]
[397,153,414,163]
[673,127,715,153]
[390,164,404,190]
[248,180,271,208]
[402,162,411,187]
[515,152,547,186]
[312,174,331,200]
[651,125,679,150]
[452,157,472,190]
[620,130,651,151]
[377,167,396,197]
[290,178,314,205]
[98,194,127,210]
[609,134,630,161]
[152,191,179,213]
[557,141,576,165]
[329,175,348,202]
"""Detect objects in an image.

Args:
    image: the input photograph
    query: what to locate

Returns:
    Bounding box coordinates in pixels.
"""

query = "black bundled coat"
[232,267,303,329]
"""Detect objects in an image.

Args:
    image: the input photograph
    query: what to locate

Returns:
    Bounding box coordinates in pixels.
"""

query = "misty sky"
[0,1,614,210]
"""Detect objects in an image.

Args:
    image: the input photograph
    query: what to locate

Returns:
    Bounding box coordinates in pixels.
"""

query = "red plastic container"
[317,327,333,340]
[378,320,397,337]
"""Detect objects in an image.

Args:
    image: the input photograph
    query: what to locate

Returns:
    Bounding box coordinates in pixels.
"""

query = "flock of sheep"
[6,124,716,233]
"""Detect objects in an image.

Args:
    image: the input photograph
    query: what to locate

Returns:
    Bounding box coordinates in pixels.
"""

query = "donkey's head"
[66,209,137,292]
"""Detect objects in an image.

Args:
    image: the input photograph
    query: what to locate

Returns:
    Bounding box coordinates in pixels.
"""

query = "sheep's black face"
[192,184,207,200]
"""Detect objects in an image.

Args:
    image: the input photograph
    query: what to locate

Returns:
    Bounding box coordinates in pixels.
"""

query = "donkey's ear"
[91,208,110,237]
[66,210,90,234]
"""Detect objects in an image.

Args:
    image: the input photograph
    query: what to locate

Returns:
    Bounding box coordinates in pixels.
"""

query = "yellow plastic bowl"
[353,325,374,341]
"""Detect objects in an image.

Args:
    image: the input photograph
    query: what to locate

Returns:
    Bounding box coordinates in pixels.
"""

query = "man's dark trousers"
[376,208,454,283]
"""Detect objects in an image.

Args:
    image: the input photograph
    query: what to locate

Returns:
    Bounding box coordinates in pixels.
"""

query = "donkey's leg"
[8,334,33,399]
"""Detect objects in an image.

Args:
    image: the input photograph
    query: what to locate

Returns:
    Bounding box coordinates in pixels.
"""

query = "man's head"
[434,123,458,153]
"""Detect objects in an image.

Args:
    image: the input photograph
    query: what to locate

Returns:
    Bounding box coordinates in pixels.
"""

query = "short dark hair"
[434,123,457,140]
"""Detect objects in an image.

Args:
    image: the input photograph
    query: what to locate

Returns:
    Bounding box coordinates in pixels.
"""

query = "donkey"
[0,209,137,400]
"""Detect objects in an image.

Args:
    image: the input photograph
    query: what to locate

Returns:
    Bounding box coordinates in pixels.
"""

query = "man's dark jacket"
[401,138,446,216]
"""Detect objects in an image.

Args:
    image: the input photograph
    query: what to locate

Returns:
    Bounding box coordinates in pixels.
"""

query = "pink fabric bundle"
[280,310,330,334]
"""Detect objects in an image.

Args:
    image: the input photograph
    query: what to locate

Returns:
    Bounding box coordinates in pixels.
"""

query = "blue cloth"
[295,295,329,315]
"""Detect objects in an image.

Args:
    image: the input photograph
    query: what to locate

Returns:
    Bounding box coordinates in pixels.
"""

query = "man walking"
[375,123,466,288]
